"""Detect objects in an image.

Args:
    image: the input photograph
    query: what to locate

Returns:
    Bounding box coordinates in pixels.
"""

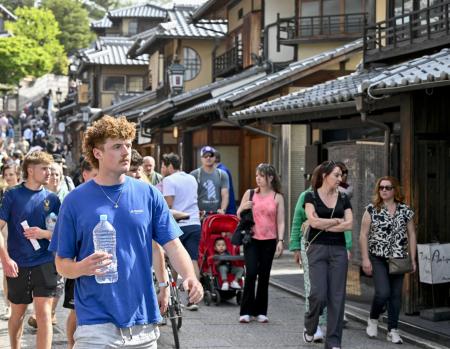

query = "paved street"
[0,254,433,349]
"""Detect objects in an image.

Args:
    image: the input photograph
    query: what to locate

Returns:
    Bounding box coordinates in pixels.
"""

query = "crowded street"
[1,0,450,348]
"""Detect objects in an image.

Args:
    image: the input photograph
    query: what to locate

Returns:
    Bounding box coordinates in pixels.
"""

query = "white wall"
[264,0,295,63]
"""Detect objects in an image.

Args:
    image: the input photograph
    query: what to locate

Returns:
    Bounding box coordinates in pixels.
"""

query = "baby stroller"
[198,214,245,306]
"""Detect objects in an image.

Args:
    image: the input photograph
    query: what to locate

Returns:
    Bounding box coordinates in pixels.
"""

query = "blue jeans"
[369,255,405,331]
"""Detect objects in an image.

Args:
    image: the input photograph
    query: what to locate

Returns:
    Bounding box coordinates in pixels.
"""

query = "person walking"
[214,150,237,215]
[0,151,61,349]
[237,163,284,324]
[360,176,416,345]
[49,116,202,348]
[143,156,162,186]
[0,163,20,321]
[161,152,201,311]
[302,160,353,349]
[190,146,229,217]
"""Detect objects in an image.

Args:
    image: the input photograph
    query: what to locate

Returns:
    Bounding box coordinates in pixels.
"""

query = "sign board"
[417,243,450,284]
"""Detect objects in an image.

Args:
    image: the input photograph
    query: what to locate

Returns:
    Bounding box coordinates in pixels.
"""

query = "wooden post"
[400,94,419,314]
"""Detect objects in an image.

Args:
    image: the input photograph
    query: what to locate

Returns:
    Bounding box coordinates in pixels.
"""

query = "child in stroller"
[198,214,245,305]
[214,237,244,291]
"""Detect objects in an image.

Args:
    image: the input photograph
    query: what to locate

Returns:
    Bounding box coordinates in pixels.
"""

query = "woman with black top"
[303,160,353,349]
[359,176,416,344]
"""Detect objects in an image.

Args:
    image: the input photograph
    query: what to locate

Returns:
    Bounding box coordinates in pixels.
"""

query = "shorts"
[63,278,75,309]
[74,322,159,349]
[179,225,201,260]
[7,261,58,304]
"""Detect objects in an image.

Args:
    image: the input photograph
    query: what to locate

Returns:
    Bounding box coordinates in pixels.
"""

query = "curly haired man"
[49,116,203,348]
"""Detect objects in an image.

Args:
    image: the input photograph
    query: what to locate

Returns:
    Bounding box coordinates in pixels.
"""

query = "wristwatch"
[158,281,170,288]
[277,239,284,242]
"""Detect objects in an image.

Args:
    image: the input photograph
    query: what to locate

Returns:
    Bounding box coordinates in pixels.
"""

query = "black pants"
[305,244,348,349]
[369,255,405,331]
[240,239,277,316]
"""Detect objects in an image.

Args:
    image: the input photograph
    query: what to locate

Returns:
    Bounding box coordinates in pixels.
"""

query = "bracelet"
[158,281,170,288]
[277,239,284,242]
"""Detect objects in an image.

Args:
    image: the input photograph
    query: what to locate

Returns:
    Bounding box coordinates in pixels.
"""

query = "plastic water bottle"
[46,212,57,232]
[92,214,118,284]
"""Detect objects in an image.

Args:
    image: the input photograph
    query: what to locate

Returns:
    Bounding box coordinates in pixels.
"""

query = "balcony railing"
[213,45,243,79]
[364,1,450,63]
[277,13,367,45]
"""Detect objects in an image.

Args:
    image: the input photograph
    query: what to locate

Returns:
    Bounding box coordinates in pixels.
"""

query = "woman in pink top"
[236,163,285,324]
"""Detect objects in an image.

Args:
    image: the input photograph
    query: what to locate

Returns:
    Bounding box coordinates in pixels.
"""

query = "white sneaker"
[303,329,314,343]
[313,326,324,342]
[387,329,403,344]
[221,282,229,291]
[256,315,269,323]
[366,318,378,338]
[230,280,241,289]
[184,303,199,311]
[239,315,251,323]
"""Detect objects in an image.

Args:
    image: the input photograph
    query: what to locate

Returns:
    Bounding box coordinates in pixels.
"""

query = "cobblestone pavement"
[0,255,430,349]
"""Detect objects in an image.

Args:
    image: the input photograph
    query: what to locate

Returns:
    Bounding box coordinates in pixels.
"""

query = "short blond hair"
[82,115,136,169]
[22,151,54,179]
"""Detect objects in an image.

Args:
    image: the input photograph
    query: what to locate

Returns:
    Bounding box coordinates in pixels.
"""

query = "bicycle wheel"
[168,305,180,349]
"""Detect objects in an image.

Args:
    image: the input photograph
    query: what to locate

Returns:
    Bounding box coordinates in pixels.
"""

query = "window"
[128,19,138,35]
[103,76,125,92]
[183,47,201,81]
[238,8,244,19]
[127,76,144,92]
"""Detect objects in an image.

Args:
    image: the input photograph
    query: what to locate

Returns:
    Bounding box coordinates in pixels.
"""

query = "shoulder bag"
[388,226,413,274]
[231,189,255,246]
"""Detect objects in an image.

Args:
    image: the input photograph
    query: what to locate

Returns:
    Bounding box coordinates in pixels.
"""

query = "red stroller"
[198,214,245,306]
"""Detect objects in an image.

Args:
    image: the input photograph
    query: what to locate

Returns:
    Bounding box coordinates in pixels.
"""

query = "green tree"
[7,7,68,74]
[0,36,53,85]
[41,0,95,54]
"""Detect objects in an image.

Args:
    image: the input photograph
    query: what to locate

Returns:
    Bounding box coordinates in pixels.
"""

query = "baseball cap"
[200,146,216,157]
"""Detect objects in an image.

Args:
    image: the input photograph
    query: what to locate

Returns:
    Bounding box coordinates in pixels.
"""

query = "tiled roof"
[100,90,157,119]
[78,37,148,66]
[360,48,450,97]
[231,70,379,120]
[140,64,267,125]
[190,0,221,21]
[91,16,113,29]
[174,39,363,121]
[0,4,17,21]
[133,7,226,57]
[108,4,166,18]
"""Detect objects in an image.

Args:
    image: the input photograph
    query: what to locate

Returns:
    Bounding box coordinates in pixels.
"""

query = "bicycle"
[165,261,182,349]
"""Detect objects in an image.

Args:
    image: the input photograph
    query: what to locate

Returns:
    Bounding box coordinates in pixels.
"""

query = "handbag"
[389,254,413,274]
[231,189,255,246]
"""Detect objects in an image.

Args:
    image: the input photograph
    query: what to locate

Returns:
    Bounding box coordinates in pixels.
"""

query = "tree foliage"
[41,0,95,54]
[7,7,68,75]
[0,36,53,85]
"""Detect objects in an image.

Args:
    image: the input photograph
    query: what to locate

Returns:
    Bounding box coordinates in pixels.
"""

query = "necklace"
[97,182,124,209]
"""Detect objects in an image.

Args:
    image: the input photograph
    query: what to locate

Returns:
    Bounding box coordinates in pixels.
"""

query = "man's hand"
[23,227,50,240]
[1,257,19,278]
[78,252,112,277]
[158,287,169,315]
[182,277,203,304]
[217,209,225,214]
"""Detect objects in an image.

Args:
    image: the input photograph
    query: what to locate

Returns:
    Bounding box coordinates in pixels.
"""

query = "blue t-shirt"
[49,176,182,328]
[217,163,236,215]
[0,183,60,267]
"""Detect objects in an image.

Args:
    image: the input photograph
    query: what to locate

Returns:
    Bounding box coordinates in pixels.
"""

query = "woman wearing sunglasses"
[302,160,353,349]
[359,176,417,344]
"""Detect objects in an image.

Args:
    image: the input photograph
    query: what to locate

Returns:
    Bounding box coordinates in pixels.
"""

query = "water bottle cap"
[50,212,57,218]
[100,214,108,221]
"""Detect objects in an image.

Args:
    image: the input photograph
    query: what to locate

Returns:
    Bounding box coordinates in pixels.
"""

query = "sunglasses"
[202,154,214,159]
[379,185,394,191]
